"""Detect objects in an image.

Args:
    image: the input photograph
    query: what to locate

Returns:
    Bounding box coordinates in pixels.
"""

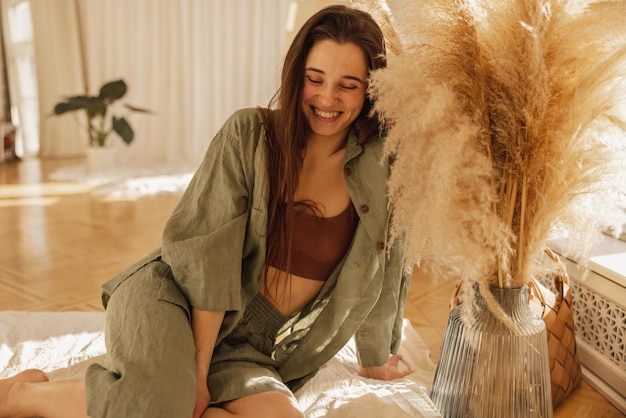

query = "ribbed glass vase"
[430,285,553,418]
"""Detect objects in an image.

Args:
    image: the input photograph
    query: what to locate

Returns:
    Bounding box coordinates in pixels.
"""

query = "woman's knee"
[89,264,196,417]
[221,391,303,418]
[103,264,193,362]
[265,395,303,418]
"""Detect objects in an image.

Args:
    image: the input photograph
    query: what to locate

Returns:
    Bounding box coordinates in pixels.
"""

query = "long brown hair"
[258,5,387,296]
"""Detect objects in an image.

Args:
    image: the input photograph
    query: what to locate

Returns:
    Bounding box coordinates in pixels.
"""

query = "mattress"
[0,311,441,417]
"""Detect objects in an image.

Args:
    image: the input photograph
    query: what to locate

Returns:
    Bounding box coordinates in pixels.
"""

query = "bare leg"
[0,370,88,418]
[0,369,48,417]
[201,391,303,418]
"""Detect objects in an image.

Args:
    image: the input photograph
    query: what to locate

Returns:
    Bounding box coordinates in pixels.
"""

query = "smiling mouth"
[314,108,340,119]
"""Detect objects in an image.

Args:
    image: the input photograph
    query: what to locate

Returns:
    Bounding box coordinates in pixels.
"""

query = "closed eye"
[306,76,322,85]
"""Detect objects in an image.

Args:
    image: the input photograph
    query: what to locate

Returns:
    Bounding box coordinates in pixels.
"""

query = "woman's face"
[301,40,368,143]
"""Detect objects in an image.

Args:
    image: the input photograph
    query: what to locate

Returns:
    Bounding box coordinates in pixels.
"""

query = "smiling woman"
[301,40,368,146]
[0,5,415,418]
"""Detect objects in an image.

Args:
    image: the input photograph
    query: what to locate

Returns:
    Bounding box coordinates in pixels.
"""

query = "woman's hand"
[192,379,211,418]
[359,354,411,381]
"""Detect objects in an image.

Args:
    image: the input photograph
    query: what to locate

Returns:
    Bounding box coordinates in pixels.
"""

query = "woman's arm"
[191,308,225,418]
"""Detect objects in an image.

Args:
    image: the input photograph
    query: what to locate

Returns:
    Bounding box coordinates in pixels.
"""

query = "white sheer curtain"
[38,0,291,169]
[31,0,85,158]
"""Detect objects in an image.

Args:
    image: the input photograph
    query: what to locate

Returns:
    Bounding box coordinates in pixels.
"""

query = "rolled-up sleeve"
[161,115,253,312]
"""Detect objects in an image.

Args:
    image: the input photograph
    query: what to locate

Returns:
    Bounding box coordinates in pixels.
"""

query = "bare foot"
[0,369,49,417]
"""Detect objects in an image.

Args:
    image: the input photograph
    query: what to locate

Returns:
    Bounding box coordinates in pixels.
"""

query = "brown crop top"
[267,203,359,281]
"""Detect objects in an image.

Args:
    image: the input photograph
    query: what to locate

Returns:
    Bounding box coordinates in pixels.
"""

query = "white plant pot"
[85,146,116,174]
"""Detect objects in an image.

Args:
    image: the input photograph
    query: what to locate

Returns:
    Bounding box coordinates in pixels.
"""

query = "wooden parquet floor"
[0,157,623,417]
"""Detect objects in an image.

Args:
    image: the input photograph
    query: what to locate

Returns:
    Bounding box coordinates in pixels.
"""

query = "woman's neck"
[306,131,349,158]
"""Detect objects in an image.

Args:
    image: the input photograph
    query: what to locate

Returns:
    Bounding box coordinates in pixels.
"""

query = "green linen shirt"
[101,107,411,385]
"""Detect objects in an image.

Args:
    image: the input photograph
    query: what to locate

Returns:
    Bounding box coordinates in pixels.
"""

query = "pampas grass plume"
[368,0,626,320]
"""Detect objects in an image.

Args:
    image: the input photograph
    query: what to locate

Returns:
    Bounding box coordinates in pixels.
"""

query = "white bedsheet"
[0,311,441,417]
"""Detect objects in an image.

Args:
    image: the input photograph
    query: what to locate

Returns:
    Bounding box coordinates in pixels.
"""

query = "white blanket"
[0,311,441,417]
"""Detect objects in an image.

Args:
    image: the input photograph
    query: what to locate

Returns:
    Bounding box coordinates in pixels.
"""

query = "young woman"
[0,5,411,418]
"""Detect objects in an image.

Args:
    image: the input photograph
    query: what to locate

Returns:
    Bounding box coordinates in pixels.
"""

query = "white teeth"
[315,109,339,119]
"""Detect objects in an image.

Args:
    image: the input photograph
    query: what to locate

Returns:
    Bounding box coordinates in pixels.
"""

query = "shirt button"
[344,167,352,176]
[359,204,369,214]
[377,241,385,251]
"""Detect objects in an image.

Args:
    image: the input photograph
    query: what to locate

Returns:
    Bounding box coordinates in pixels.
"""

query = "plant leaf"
[53,102,77,115]
[112,116,134,144]
[99,79,127,103]
[53,95,95,114]
[124,103,154,114]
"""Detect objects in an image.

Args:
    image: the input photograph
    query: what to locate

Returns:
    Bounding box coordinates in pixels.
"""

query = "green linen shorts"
[208,291,295,404]
[84,260,298,418]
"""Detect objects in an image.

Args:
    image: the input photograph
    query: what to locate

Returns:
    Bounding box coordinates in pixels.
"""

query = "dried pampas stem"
[518,174,528,277]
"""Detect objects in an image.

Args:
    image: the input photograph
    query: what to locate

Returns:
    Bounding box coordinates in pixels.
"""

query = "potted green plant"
[53,78,152,148]
[52,79,152,173]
